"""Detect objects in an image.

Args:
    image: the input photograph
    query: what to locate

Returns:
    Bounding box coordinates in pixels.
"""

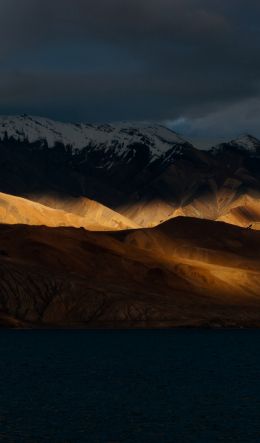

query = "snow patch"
[0,114,188,162]
[212,134,260,154]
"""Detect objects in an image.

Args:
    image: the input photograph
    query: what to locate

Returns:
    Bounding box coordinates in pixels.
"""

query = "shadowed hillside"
[0,217,260,328]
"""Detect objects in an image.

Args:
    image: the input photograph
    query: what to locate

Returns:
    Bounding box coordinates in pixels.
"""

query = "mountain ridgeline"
[0,115,193,205]
[0,115,260,229]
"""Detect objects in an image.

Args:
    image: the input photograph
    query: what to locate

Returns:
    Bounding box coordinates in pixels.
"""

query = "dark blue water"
[0,330,259,443]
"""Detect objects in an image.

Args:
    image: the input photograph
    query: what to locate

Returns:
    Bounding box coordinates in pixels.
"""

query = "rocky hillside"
[118,135,260,227]
[0,218,260,328]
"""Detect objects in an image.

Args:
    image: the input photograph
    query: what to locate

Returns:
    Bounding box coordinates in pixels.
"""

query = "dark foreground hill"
[0,217,260,328]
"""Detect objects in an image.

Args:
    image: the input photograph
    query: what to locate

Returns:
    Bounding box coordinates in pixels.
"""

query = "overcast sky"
[1,0,260,143]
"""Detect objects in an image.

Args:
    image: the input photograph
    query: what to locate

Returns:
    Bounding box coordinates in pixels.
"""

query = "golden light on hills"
[117,190,260,230]
[0,192,139,231]
[0,217,260,328]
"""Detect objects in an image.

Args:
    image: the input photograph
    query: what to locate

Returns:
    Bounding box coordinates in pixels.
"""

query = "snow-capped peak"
[0,114,190,162]
[211,133,260,155]
[229,134,260,152]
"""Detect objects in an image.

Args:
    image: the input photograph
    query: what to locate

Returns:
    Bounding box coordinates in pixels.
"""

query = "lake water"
[0,330,259,442]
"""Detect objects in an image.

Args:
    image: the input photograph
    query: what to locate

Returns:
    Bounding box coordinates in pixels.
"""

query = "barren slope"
[217,195,260,229]
[118,179,260,229]
[0,192,138,231]
[0,218,260,328]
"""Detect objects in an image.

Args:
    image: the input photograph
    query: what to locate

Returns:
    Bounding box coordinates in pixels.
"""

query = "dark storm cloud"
[1,0,260,136]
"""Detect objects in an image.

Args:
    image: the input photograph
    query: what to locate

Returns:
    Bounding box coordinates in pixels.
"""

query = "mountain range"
[0,115,260,229]
[0,114,260,328]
